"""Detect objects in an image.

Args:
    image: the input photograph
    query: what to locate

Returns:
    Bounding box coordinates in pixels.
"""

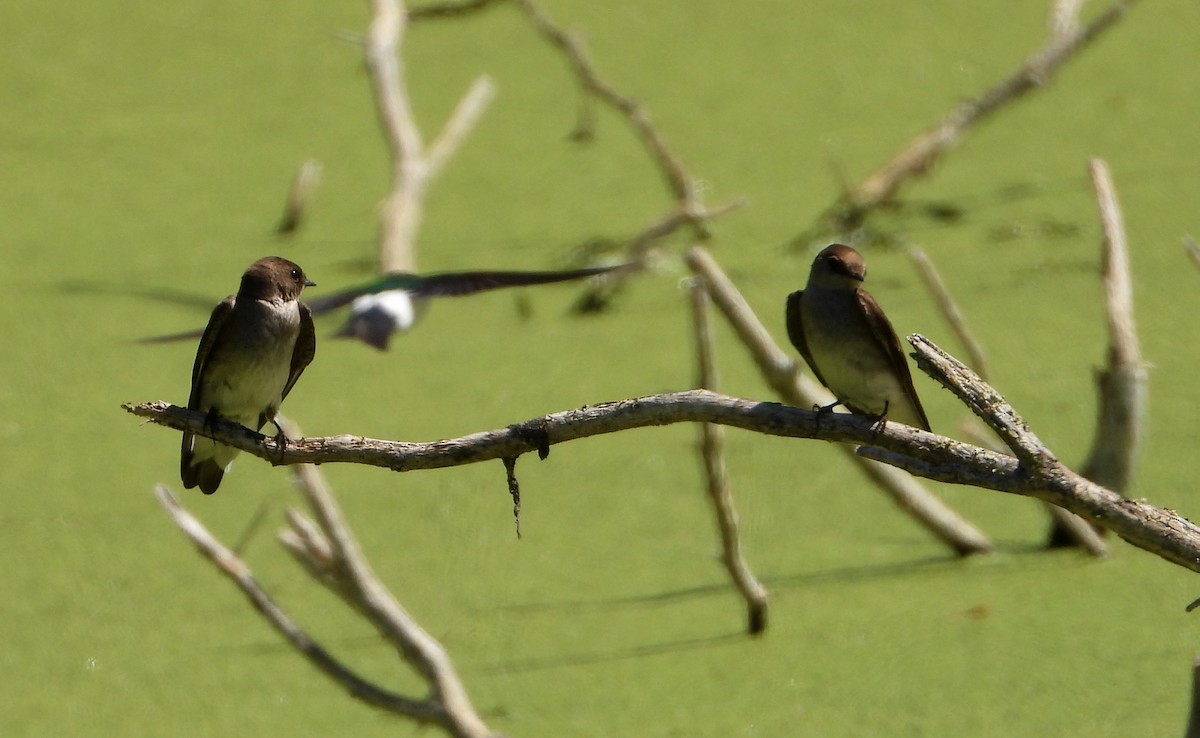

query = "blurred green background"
[5,1,1200,735]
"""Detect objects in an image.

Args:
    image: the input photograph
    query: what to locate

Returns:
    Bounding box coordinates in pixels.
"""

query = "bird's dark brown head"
[809,243,866,287]
[239,256,316,301]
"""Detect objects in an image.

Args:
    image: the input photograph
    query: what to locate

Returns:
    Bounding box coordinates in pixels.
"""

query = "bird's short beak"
[305,279,316,287]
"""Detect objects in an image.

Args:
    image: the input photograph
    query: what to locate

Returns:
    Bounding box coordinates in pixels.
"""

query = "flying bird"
[143,264,632,351]
[181,256,316,494]
[785,244,930,431]
[305,264,632,350]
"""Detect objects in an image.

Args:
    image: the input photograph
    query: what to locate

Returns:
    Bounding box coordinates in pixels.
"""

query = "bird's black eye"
[291,269,301,279]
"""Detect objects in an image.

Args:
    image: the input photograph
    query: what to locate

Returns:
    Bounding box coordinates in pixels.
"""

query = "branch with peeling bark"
[1079,157,1147,494]
[903,239,1112,555]
[126,336,1200,573]
[799,0,1137,242]
[156,470,500,738]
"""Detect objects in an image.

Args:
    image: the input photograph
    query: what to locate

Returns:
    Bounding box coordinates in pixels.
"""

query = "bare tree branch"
[959,419,1109,557]
[509,0,744,306]
[129,336,1200,573]
[892,334,1200,572]
[1184,236,1200,270]
[1186,653,1200,738]
[513,0,691,203]
[276,159,323,236]
[155,486,499,736]
[683,245,994,556]
[688,280,769,634]
[802,0,1138,240]
[281,456,497,736]
[906,242,1106,554]
[906,246,989,381]
[366,0,497,273]
[408,0,504,22]
[1077,158,1147,495]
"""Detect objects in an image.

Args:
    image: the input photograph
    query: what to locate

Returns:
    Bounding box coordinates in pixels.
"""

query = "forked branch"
[802,0,1138,240]
[125,331,1200,576]
[155,483,499,737]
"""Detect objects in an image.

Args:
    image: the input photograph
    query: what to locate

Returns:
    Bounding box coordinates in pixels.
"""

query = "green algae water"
[4,1,1200,735]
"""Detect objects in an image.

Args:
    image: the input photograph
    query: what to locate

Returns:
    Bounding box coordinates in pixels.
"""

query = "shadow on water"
[478,631,748,675]
[489,544,1098,617]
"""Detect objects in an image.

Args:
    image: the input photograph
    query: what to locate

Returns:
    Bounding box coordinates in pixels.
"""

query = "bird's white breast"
[201,298,301,427]
[351,291,418,334]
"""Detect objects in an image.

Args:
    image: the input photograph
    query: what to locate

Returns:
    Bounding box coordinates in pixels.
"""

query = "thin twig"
[907,246,989,381]
[512,0,744,305]
[803,0,1137,239]
[688,280,769,634]
[1079,158,1147,494]
[959,419,1109,557]
[276,159,323,235]
[513,0,692,204]
[154,486,459,728]
[1184,236,1200,270]
[683,245,994,556]
[365,0,496,273]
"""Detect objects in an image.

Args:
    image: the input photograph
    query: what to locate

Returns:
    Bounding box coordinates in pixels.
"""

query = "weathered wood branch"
[366,0,496,273]
[128,348,1200,573]
[688,280,769,634]
[907,246,989,381]
[155,484,499,737]
[889,335,1200,570]
[801,0,1137,240]
[904,241,1107,553]
[508,0,744,307]
[1079,157,1147,493]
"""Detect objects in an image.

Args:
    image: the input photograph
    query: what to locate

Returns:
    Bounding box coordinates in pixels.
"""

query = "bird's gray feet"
[269,421,289,464]
[869,402,891,436]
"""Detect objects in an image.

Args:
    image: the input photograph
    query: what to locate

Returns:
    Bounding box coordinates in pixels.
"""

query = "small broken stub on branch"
[509,419,551,459]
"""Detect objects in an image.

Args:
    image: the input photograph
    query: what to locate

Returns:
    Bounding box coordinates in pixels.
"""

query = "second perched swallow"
[181,256,316,494]
[305,264,631,350]
[786,244,930,431]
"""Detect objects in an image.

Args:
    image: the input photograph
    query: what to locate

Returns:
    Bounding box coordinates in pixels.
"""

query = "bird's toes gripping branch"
[268,421,290,464]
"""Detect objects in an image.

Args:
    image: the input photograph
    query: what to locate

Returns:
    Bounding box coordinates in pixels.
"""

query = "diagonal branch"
[512,0,692,203]
[1079,157,1147,493]
[131,348,1200,574]
[365,0,497,273]
[688,279,769,634]
[802,0,1138,240]
[279,449,495,736]
[908,333,1054,471]
[907,246,990,381]
[154,485,455,727]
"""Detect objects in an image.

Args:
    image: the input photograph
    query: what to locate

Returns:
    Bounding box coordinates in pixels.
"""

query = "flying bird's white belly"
[351,290,419,333]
